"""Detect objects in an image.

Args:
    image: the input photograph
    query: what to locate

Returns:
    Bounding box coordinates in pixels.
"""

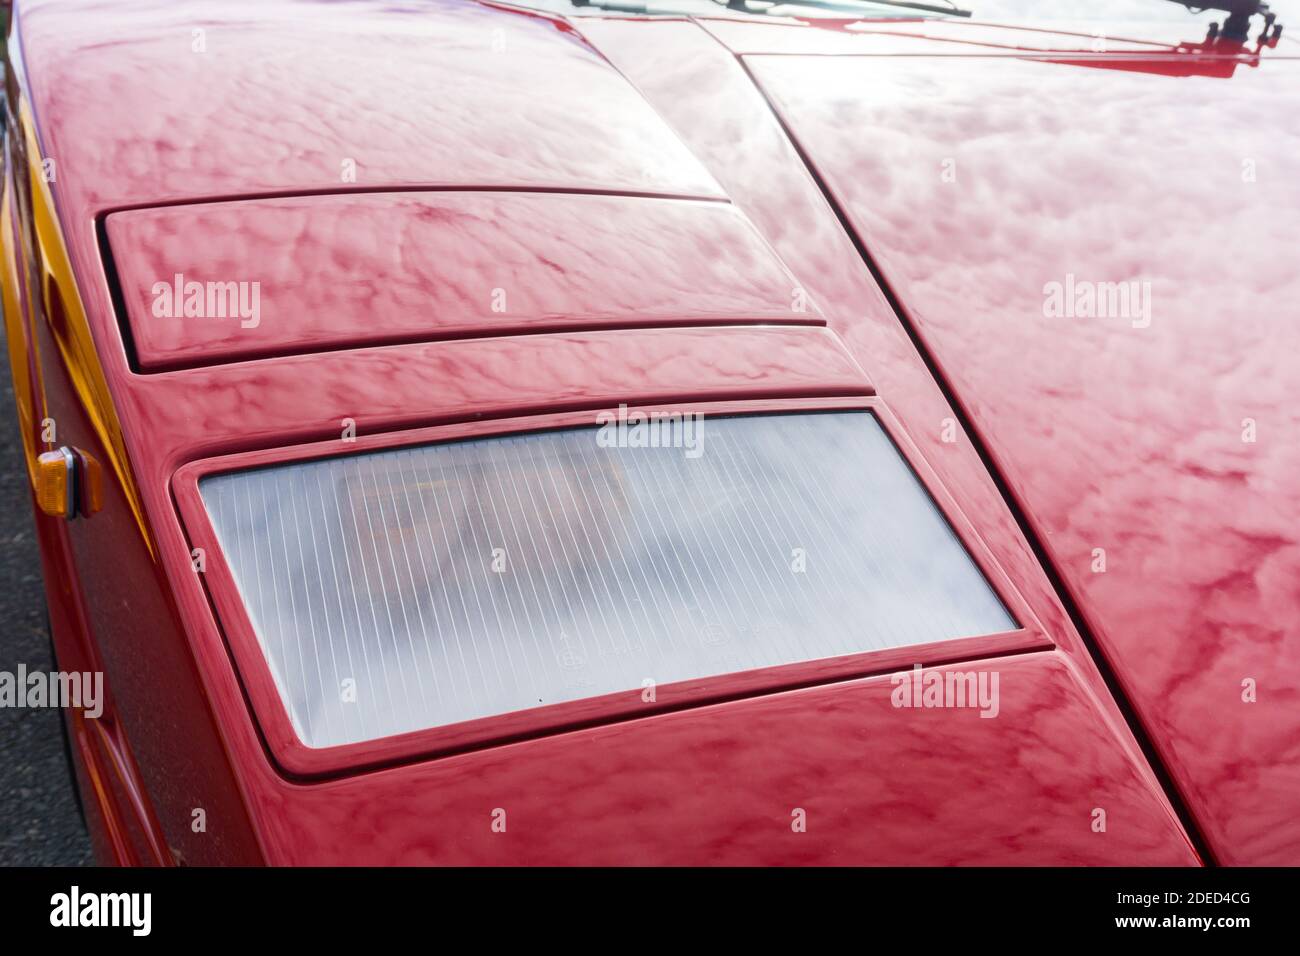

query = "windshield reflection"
[502,0,970,22]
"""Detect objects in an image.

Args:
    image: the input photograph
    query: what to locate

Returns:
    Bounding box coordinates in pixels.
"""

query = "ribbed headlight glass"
[200,411,1014,748]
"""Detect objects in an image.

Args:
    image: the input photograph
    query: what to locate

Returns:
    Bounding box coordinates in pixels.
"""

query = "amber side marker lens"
[35,448,75,517]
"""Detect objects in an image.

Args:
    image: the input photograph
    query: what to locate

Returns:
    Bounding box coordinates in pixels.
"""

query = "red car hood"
[687,10,1300,863]
[14,0,1296,864]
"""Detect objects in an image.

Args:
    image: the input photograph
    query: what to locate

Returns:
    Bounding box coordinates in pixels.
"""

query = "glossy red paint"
[106,193,820,370]
[261,653,1192,866]
[17,0,722,211]
[734,31,1300,864]
[12,0,1291,864]
[135,325,871,458]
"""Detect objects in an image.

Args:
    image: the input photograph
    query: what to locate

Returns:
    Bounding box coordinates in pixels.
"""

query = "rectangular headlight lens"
[200,411,1014,748]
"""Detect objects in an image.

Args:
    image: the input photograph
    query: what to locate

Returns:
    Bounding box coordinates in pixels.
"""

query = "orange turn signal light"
[34,448,75,517]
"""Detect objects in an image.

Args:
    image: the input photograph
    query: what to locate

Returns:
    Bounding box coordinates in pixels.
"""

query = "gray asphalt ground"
[0,340,94,865]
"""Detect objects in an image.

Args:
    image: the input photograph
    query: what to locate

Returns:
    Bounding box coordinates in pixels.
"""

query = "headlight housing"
[199,410,1014,749]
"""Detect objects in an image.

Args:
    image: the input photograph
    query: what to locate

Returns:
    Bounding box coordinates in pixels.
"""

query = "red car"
[2,0,1296,866]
